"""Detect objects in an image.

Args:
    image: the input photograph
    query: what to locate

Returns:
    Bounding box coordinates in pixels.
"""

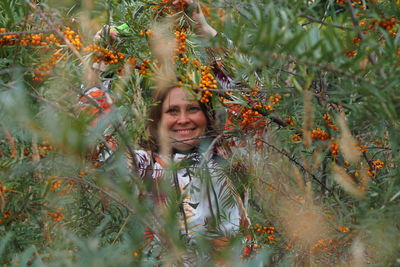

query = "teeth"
[175,129,194,133]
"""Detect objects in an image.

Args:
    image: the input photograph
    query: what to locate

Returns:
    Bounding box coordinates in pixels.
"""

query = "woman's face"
[159,87,207,152]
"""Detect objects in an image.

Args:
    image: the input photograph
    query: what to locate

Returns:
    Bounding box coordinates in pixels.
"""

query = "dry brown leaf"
[305,181,313,204]
[350,238,366,267]
[303,91,313,148]
[292,165,305,193]
[278,198,331,249]
[337,113,361,163]
[333,163,364,198]
[150,18,177,91]
[311,151,322,171]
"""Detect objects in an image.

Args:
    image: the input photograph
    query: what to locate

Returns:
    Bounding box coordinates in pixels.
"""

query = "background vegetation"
[0,0,399,265]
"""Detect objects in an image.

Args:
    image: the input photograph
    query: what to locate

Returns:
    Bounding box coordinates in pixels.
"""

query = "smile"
[174,128,195,133]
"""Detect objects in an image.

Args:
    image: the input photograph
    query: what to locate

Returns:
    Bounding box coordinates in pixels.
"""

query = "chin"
[172,140,199,152]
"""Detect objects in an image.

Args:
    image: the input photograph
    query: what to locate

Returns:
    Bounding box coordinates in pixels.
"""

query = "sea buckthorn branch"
[75,87,139,176]
[344,14,399,62]
[337,0,372,10]
[0,30,53,36]
[45,176,141,223]
[0,122,17,159]
[30,89,119,162]
[343,0,378,65]
[151,0,189,16]
[256,138,332,194]
[221,91,288,137]
[25,0,89,71]
[1,21,84,81]
[300,16,353,30]
[256,178,309,205]
[250,51,381,88]
[217,87,289,129]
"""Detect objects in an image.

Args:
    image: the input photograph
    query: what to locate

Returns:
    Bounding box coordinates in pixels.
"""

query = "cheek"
[195,113,208,130]
[159,114,175,130]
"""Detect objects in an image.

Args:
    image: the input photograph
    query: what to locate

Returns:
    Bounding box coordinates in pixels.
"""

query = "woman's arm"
[174,0,217,40]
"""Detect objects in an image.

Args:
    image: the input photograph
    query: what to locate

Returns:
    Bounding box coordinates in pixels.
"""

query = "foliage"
[0,0,399,265]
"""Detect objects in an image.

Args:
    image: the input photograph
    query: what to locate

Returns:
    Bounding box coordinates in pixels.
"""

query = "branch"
[344,0,377,65]
[257,139,332,194]
[49,176,134,213]
[0,30,53,36]
[0,122,16,158]
[301,16,353,30]
[25,1,90,69]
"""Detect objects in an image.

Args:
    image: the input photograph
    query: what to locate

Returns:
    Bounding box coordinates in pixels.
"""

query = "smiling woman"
[160,87,208,151]
[78,0,249,253]
[148,86,212,153]
[130,85,249,239]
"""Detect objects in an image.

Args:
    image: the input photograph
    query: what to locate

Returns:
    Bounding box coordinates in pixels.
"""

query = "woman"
[85,0,249,239]
[132,85,248,238]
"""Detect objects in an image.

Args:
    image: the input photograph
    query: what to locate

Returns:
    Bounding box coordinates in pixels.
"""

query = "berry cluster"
[330,142,339,156]
[312,128,329,141]
[310,237,351,257]
[63,27,82,50]
[0,28,19,46]
[338,226,350,233]
[284,117,295,126]
[23,140,54,159]
[139,29,152,36]
[20,33,46,47]
[323,113,338,131]
[152,0,188,15]
[126,57,138,69]
[345,15,399,58]
[368,159,384,177]
[241,223,277,258]
[199,65,217,103]
[335,0,373,9]
[140,59,151,75]
[50,180,62,192]
[223,90,282,148]
[0,185,34,225]
[292,134,301,142]
[0,27,82,50]
[33,52,65,81]
[84,44,125,65]
[47,208,63,222]
[44,33,60,47]
[45,177,77,195]
[0,26,82,81]
[0,211,28,225]
[265,94,282,111]
[175,30,187,54]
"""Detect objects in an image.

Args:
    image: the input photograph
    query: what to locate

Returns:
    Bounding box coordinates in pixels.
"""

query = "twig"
[0,122,16,158]
[25,1,89,69]
[256,139,332,194]
[0,30,53,36]
[0,67,35,76]
[301,16,353,30]
[111,214,132,245]
[252,51,379,87]
[344,0,377,65]
[257,178,307,205]
[49,176,134,213]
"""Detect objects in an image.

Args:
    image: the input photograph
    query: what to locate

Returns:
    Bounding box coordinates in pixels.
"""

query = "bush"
[0,0,399,265]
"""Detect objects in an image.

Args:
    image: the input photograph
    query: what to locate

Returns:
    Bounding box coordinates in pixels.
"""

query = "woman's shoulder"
[126,149,152,175]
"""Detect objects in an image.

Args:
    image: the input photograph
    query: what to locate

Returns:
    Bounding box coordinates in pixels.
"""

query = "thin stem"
[0,30,53,36]
[256,139,332,194]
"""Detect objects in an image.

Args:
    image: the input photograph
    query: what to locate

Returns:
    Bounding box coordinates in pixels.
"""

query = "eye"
[166,108,179,115]
[188,106,201,113]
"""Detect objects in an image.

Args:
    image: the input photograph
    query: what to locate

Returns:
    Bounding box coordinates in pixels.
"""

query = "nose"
[176,111,190,125]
